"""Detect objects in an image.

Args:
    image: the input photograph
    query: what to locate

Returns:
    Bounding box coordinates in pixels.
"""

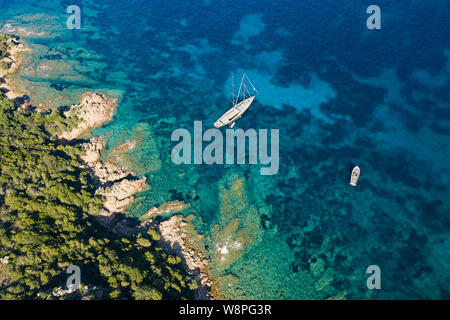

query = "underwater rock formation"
[141,200,190,220]
[211,176,263,269]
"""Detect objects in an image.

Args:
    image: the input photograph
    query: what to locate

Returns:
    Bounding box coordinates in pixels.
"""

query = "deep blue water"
[2,0,449,299]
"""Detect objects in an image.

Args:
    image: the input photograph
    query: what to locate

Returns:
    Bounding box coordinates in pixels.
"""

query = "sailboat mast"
[236,74,244,104]
[232,75,235,106]
[243,73,246,99]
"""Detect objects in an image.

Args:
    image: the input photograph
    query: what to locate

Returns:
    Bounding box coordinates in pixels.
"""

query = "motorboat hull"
[350,166,360,186]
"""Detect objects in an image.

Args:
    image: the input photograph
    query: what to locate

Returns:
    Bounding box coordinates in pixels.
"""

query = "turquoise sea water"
[1,0,449,299]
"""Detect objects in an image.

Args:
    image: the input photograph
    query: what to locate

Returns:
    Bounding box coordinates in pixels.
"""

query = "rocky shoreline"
[142,216,213,300]
[0,35,31,105]
[58,82,213,300]
[1,33,214,300]
[70,93,214,300]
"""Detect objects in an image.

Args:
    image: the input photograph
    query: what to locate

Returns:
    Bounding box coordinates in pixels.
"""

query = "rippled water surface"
[1,0,449,299]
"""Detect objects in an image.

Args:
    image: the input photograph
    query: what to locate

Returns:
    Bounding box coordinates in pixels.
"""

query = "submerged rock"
[141,200,190,220]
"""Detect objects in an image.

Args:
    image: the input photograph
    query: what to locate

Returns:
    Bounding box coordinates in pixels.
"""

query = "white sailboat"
[214,73,258,129]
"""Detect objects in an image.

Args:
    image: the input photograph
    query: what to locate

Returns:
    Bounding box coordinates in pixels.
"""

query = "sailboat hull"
[214,96,255,128]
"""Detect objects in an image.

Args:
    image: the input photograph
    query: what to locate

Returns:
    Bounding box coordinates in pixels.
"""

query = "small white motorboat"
[350,166,360,186]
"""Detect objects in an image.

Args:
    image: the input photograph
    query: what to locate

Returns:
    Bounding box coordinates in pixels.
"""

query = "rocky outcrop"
[80,137,147,216]
[91,161,134,185]
[80,137,105,164]
[58,92,117,141]
[50,284,105,300]
[97,177,147,214]
[144,215,212,300]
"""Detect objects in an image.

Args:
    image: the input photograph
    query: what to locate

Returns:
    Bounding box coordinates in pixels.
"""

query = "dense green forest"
[0,97,196,299]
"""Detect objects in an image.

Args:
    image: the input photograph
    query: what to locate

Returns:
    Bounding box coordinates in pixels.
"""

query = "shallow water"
[2,0,449,299]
